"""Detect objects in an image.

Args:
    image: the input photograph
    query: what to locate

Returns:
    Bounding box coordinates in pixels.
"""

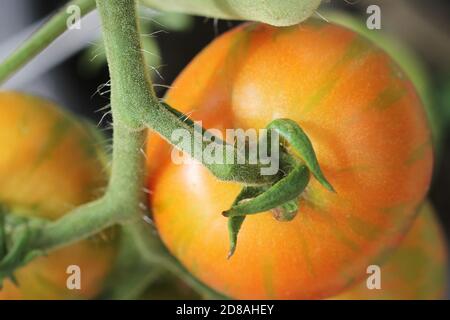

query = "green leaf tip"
[226,186,263,258]
[227,215,246,259]
[267,118,335,193]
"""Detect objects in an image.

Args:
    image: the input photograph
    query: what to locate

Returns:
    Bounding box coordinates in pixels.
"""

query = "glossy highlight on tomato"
[148,20,433,299]
[0,91,116,299]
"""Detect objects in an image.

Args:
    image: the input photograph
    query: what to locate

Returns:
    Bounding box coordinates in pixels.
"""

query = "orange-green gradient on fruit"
[332,202,447,300]
[325,11,442,155]
[0,91,116,299]
[148,20,433,299]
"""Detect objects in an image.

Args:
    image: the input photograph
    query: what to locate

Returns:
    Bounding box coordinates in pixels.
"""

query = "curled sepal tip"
[226,186,263,259]
[223,164,309,218]
[225,165,309,258]
[267,119,335,193]
[227,216,245,259]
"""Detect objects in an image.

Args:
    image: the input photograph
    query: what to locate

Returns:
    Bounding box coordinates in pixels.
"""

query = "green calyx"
[223,164,310,218]
[225,118,335,258]
[0,209,45,287]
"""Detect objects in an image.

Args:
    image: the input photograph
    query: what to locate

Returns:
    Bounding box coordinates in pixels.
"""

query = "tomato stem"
[94,1,230,296]
[151,102,283,185]
[0,0,96,84]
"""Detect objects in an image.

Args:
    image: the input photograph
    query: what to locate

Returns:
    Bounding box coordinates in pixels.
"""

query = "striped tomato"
[325,11,442,155]
[148,20,433,299]
[0,91,116,299]
[332,202,447,300]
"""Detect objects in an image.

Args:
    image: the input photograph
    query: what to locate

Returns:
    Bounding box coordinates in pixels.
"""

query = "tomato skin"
[326,11,443,157]
[0,91,116,300]
[332,202,447,300]
[0,92,107,219]
[148,21,433,299]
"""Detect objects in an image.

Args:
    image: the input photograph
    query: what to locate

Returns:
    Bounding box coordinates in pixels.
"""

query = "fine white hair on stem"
[140,148,148,160]
[177,109,195,123]
[95,104,111,113]
[97,89,111,97]
[139,16,168,29]
[142,215,154,225]
[153,83,172,89]
[91,80,111,98]
[141,30,169,38]
[97,110,112,127]
[142,187,153,195]
[315,10,329,23]
[141,48,161,59]
[147,65,164,81]
[149,63,167,72]
[89,51,103,62]
[99,123,113,133]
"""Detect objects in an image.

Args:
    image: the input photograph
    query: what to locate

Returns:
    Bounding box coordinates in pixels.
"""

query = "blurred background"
[0,0,449,298]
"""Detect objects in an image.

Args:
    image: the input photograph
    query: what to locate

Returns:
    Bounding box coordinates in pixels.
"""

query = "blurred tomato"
[332,202,447,300]
[0,91,116,299]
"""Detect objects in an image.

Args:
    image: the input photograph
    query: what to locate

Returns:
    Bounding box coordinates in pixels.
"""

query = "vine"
[0,0,326,299]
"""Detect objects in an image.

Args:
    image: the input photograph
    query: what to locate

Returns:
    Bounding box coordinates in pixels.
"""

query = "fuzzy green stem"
[29,199,116,251]
[148,103,282,185]
[1,0,229,299]
[92,0,281,186]
[28,0,152,251]
[0,0,96,84]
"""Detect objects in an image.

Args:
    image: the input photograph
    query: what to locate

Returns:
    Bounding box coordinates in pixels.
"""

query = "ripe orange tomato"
[0,91,116,299]
[148,20,433,299]
[332,202,447,300]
